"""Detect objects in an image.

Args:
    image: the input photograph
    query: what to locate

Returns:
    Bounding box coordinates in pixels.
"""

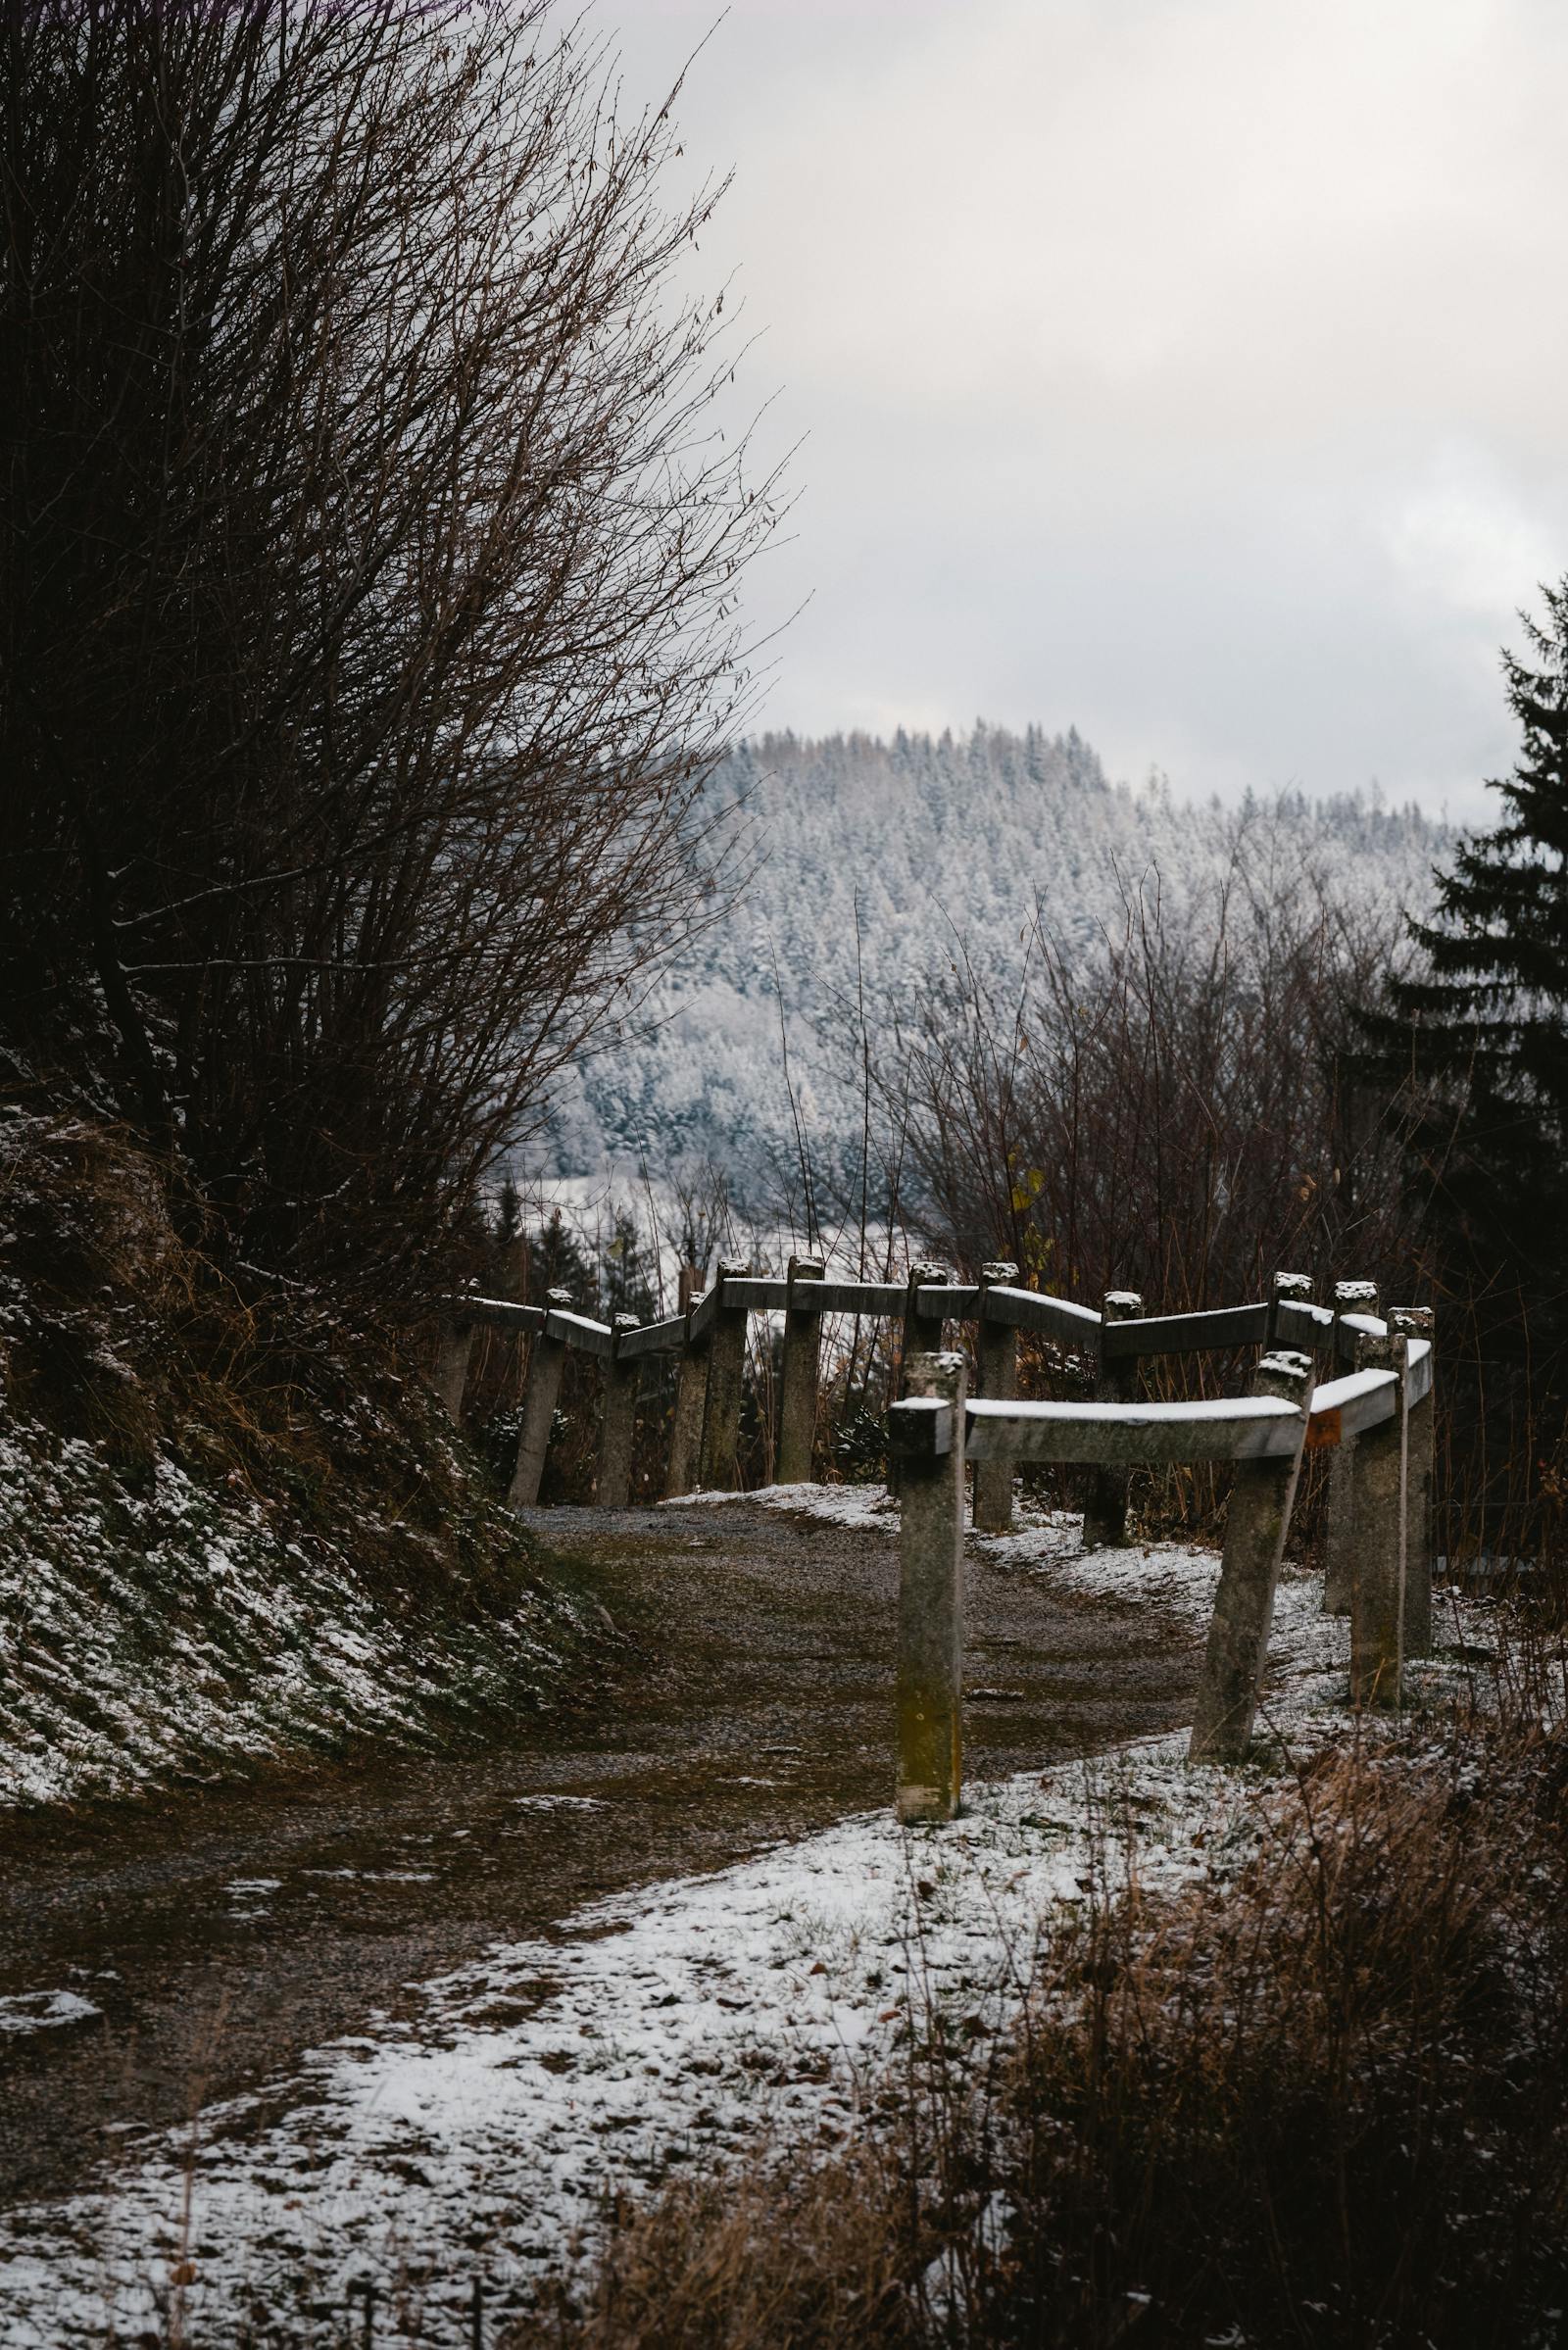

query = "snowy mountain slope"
[543,724,1447,1199]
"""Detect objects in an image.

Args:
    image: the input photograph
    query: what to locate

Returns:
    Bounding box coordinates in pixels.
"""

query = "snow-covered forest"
[8,2,1568,2344]
[545,724,1448,1201]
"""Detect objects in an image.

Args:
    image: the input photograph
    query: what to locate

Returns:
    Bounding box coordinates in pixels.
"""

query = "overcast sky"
[609,0,1568,817]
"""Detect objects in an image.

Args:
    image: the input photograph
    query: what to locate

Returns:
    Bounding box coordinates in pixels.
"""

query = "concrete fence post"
[663,1268,709,1500]
[1349,1327,1409,1710]
[972,1260,1020,1533]
[1189,1348,1314,1763]
[892,1350,967,1824]
[509,1287,574,1508]
[1268,1270,1315,1342]
[1083,1290,1145,1548]
[1390,1306,1435,1658]
[777,1255,824,1484]
[902,1260,953,1365]
[1324,1279,1380,1615]
[433,1313,476,1425]
[596,1314,641,1508]
[889,1261,951,1496]
[698,1259,752,1493]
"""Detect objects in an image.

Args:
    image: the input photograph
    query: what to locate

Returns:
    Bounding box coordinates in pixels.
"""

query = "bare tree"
[1,0,785,1297]
[890,815,1420,1312]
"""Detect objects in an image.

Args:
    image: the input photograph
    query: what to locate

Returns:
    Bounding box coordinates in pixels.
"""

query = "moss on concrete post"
[1349,1327,1409,1710]
[777,1256,824,1484]
[1082,1290,1145,1548]
[893,1350,966,1824]
[509,1287,574,1508]
[1390,1306,1435,1658]
[698,1259,752,1493]
[596,1314,641,1508]
[972,1260,1019,1533]
[1324,1279,1380,1615]
[433,1314,476,1425]
[1188,1348,1314,1763]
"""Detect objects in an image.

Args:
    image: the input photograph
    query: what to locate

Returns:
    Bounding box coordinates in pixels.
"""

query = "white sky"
[608,0,1568,816]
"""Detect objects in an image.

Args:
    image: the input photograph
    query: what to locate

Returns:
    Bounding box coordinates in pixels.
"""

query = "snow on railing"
[433,1258,1435,1821]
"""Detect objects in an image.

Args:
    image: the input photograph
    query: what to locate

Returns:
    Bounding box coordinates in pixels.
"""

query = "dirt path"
[0,1500,1201,2213]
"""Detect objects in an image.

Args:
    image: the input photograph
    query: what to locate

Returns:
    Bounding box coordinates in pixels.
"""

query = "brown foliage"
[514,2153,920,2350]
[895,822,1415,1315]
[0,1095,535,1605]
[514,1717,1568,2349]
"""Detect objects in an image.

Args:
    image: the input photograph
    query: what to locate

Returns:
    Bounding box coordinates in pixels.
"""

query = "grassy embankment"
[0,1103,593,1815]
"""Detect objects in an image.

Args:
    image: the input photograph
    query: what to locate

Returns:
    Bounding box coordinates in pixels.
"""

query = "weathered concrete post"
[596,1314,641,1508]
[903,1260,953,1362]
[698,1259,752,1493]
[891,1350,966,1824]
[777,1256,824,1484]
[1349,1327,1409,1710]
[433,1312,476,1425]
[1189,1349,1314,1763]
[509,1288,574,1508]
[1082,1290,1145,1548]
[889,1261,951,1497]
[1268,1270,1315,1342]
[1390,1305,1435,1658]
[972,1260,1019,1533]
[664,1268,709,1500]
[1324,1280,1381,1615]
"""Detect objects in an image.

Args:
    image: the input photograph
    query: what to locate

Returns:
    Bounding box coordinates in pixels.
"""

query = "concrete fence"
[433,1261,1435,1822]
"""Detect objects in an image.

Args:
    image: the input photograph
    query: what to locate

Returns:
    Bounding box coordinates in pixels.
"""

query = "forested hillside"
[545,724,1448,1200]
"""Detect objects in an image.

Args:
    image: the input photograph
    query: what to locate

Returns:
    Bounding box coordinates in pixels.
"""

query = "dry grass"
[511,1713,1568,2350]
[0,1097,532,1602]
[519,2157,922,2350]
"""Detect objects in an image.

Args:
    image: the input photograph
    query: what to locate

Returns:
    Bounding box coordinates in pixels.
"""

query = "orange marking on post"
[1304,1407,1343,1451]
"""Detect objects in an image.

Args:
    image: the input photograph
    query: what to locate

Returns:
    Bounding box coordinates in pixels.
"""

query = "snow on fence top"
[434,1262,1437,1819]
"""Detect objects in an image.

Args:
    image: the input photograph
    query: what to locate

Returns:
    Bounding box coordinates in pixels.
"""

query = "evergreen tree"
[1365,578,1568,1332]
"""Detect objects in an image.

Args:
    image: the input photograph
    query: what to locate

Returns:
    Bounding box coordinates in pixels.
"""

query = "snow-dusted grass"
[0,1486,1501,2349]
[0,1425,578,1813]
[0,1736,1241,2346]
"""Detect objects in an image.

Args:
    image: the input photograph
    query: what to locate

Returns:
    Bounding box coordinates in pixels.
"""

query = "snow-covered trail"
[1,1492,1479,2349]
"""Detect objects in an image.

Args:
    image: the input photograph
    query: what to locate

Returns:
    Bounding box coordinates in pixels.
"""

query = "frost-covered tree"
[550,725,1447,1217]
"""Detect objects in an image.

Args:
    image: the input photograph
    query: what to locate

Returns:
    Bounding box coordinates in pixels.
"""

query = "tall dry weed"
[513,1718,1568,2349]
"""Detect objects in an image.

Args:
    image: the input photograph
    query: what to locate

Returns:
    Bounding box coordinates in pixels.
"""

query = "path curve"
[0,1500,1201,2211]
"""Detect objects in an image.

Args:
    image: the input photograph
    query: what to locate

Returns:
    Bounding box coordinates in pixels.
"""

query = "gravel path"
[0,1499,1201,2214]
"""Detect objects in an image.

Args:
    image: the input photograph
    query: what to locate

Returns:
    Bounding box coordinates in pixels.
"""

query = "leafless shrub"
[897,823,1416,1310]
[1,0,784,1303]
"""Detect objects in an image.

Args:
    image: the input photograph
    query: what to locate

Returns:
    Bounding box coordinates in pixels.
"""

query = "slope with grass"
[0,1103,587,1813]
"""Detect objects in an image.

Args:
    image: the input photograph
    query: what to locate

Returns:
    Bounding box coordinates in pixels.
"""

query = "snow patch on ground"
[661,1482,899,1532]
[0,1741,1236,2347]
[0,1489,1496,2347]
[0,1988,101,2039]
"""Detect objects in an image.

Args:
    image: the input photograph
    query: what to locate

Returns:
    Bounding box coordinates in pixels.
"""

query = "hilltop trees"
[893,816,1416,1315]
[0,0,781,1298]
